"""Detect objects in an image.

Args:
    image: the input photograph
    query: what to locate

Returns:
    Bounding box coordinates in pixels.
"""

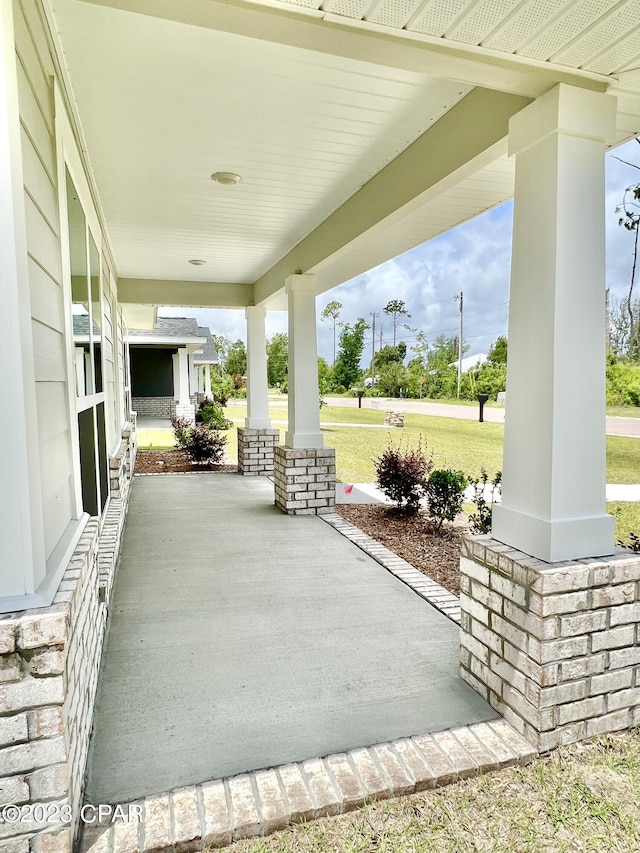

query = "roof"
[128,317,202,339]
[193,326,219,364]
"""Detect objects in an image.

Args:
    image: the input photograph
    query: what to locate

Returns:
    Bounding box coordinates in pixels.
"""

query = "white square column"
[245,306,271,429]
[204,363,212,398]
[285,275,323,449]
[492,84,617,563]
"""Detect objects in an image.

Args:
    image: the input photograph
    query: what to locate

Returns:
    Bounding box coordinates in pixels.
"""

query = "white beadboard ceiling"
[51,0,470,284]
[50,0,640,300]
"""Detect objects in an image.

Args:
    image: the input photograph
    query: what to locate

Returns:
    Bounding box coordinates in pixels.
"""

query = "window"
[66,169,108,516]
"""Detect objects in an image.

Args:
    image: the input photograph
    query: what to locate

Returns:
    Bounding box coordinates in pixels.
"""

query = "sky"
[159,137,640,365]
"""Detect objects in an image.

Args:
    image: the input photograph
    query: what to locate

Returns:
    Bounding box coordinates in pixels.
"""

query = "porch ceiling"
[49,0,640,309]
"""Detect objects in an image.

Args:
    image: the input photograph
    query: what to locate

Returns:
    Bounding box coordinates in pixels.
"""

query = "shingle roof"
[193,326,219,363]
[128,317,202,338]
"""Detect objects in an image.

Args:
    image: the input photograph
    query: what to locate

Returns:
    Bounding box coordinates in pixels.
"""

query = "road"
[322,397,640,438]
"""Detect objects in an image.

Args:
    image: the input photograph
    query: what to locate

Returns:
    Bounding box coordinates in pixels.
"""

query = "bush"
[196,398,232,430]
[171,416,192,451]
[171,417,227,466]
[619,532,640,553]
[468,469,502,534]
[185,425,227,465]
[425,469,467,531]
[374,437,432,514]
[606,359,640,407]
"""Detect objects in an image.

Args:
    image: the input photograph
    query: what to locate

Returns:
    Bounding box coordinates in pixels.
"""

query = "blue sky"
[160,137,640,364]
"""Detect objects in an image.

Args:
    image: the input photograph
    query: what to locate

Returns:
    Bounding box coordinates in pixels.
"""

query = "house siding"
[14,0,76,562]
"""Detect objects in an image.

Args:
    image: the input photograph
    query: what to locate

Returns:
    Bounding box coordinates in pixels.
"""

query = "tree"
[266,333,288,387]
[384,300,411,346]
[615,139,640,360]
[487,335,508,364]
[332,318,368,390]
[210,334,232,374]
[320,300,343,365]
[225,339,247,377]
[610,295,639,360]
[317,357,332,395]
[373,342,406,371]
[377,362,409,397]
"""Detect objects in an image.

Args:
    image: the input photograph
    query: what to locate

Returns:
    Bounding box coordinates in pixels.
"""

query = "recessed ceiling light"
[211,171,242,186]
[189,259,206,266]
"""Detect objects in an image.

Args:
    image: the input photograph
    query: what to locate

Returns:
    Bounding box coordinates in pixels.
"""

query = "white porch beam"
[78,0,609,99]
[118,278,253,308]
[492,84,617,563]
[285,275,322,449]
[254,88,529,305]
[0,0,46,600]
[245,307,271,430]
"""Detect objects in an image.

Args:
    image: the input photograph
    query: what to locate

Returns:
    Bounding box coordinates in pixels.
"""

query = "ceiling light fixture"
[189,259,206,266]
[211,171,242,186]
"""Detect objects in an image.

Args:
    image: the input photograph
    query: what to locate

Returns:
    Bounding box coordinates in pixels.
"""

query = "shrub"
[171,416,192,451]
[425,469,467,531]
[619,532,640,553]
[468,469,502,534]
[185,425,227,465]
[196,398,232,430]
[374,437,432,514]
[170,416,227,466]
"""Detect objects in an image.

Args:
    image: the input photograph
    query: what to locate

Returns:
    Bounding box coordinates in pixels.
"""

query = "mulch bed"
[134,449,237,475]
[335,504,467,596]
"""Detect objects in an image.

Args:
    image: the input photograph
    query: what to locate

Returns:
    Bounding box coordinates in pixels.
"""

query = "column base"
[460,535,640,752]
[237,427,279,476]
[284,431,324,449]
[172,402,195,424]
[274,446,336,515]
[492,504,615,563]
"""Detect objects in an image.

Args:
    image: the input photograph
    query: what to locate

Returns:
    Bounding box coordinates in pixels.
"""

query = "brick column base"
[460,535,640,752]
[274,446,336,515]
[237,427,280,475]
[173,403,195,424]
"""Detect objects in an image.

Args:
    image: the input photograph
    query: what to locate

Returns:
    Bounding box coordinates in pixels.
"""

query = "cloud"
[159,138,639,365]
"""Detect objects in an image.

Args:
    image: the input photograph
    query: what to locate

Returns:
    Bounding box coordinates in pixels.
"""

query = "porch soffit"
[51,0,639,310]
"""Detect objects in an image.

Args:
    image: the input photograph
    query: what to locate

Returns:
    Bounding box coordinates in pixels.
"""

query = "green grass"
[229,732,640,853]
[323,415,503,482]
[137,409,640,488]
[610,501,640,545]
[608,406,640,418]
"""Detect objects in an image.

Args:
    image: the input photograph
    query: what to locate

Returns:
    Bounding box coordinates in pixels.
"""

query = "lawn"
[229,732,640,853]
[136,406,640,542]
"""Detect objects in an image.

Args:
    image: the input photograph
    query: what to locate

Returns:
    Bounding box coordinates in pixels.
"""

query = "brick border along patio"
[82,719,534,852]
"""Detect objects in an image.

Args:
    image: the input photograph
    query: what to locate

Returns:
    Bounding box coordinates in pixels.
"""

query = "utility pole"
[370,312,378,375]
[455,291,464,398]
[379,326,383,350]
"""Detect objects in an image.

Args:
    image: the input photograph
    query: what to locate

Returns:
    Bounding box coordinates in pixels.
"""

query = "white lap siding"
[14,0,76,561]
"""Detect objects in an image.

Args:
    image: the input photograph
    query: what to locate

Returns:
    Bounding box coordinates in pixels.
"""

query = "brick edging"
[322,513,461,624]
[81,720,535,852]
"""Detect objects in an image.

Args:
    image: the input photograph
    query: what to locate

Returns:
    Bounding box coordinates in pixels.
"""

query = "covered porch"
[86,472,497,805]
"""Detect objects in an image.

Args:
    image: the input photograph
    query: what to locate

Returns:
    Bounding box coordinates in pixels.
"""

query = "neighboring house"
[2,0,640,850]
[450,353,488,372]
[128,317,217,419]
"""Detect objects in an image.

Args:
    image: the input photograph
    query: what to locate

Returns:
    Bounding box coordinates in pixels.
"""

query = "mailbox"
[478,393,489,423]
[357,389,365,409]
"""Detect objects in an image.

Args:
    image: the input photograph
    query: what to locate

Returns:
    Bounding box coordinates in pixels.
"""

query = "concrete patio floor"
[86,473,497,805]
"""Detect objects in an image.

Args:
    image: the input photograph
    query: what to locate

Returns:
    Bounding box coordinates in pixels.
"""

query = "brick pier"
[273,447,336,515]
[460,535,640,752]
